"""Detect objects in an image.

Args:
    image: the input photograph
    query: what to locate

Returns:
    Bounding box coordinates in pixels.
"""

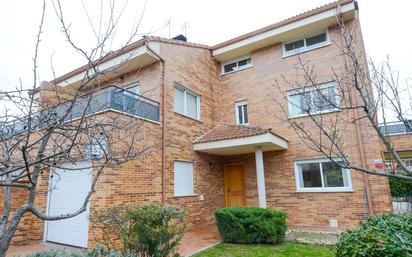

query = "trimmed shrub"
[91,204,187,257]
[389,174,412,197]
[336,214,412,257]
[215,207,287,244]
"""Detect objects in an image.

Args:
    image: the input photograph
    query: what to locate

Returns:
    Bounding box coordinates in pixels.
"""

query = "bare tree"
[0,0,155,255]
[274,13,412,182]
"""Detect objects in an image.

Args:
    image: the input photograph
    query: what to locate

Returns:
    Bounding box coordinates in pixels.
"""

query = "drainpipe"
[337,6,374,215]
[146,43,167,205]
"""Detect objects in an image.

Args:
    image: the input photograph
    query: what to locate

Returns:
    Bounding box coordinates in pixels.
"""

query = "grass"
[192,242,335,257]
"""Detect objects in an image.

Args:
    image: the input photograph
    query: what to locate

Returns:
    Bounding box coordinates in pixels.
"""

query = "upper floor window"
[85,137,107,159]
[221,56,252,74]
[115,83,139,98]
[287,81,339,118]
[283,31,329,57]
[235,101,248,125]
[174,84,200,120]
[174,160,194,197]
[295,159,352,192]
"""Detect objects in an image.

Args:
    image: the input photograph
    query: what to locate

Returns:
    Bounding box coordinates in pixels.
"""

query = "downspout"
[146,42,167,205]
[337,4,374,216]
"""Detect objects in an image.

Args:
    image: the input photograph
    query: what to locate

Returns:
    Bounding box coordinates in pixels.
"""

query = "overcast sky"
[0,0,411,91]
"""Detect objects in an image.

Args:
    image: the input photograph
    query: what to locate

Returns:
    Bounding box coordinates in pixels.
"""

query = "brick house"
[380,121,412,172]
[9,0,393,249]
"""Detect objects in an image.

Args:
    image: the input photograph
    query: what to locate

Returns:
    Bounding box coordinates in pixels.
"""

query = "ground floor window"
[294,158,352,192]
[174,160,194,196]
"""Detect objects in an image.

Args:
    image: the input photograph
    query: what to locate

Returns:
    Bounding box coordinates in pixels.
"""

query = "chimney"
[172,34,187,42]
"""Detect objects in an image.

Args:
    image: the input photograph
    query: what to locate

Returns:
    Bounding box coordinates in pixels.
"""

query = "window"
[222,56,252,74]
[235,101,248,125]
[174,84,200,119]
[85,137,107,159]
[295,159,352,192]
[174,161,194,196]
[405,160,412,168]
[124,84,139,98]
[116,83,140,98]
[287,81,339,117]
[283,31,329,57]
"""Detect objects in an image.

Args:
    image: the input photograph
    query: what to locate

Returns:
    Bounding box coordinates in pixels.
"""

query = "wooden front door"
[224,164,245,207]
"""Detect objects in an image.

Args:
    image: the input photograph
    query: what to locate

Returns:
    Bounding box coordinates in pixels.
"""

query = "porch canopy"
[193,124,288,208]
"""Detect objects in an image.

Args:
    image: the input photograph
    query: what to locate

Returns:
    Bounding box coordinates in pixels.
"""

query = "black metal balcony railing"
[54,86,160,122]
[379,121,412,135]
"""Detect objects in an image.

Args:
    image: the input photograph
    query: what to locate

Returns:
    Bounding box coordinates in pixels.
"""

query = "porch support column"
[255,146,267,208]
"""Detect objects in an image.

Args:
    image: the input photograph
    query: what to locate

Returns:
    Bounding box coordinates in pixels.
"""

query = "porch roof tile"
[194,124,287,144]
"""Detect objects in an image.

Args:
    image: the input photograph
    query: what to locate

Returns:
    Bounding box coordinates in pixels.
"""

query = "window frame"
[287,81,340,118]
[294,158,353,193]
[174,84,201,120]
[173,160,195,197]
[282,30,331,57]
[221,55,252,75]
[235,100,249,125]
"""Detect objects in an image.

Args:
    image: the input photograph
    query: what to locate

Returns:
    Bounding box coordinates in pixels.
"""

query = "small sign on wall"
[374,159,384,171]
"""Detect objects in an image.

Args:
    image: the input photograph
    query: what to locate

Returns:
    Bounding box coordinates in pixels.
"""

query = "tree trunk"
[0,232,14,257]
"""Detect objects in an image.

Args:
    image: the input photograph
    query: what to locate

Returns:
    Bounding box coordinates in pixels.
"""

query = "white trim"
[294,158,353,193]
[221,55,252,75]
[174,83,201,120]
[235,100,248,125]
[212,2,356,60]
[57,45,159,87]
[193,132,288,151]
[282,30,331,57]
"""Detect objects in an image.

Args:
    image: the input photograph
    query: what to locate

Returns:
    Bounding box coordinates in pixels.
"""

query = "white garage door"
[45,161,92,248]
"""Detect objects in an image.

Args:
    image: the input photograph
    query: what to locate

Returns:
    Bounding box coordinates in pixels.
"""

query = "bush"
[336,214,412,257]
[215,207,287,244]
[389,174,412,197]
[91,204,187,257]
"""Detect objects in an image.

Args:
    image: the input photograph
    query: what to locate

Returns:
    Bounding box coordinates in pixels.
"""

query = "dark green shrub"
[215,207,287,244]
[336,214,412,257]
[389,174,412,197]
[91,204,187,257]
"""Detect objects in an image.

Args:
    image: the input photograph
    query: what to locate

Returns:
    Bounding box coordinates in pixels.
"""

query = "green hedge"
[336,214,412,257]
[389,174,412,197]
[215,207,287,244]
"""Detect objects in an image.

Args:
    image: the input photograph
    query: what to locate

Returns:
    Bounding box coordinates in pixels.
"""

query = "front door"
[224,164,245,207]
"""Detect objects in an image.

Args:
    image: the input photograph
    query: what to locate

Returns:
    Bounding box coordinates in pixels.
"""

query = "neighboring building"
[9,0,393,249]
[380,121,412,172]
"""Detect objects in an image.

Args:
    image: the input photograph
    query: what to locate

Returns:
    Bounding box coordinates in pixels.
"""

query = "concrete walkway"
[7,224,221,257]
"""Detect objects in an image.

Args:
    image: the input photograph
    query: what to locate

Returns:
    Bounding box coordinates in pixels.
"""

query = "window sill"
[282,42,332,58]
[174,112,203,123]
[296,188,354,193]
[221,65,253,76]
[173,194,197,198]
[288,109,340,119]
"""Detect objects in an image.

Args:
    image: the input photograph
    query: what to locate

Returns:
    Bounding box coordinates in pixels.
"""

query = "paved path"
[7,224,221,257]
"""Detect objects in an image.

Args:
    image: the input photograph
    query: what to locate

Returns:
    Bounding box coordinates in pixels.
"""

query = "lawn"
[193,242,335,257]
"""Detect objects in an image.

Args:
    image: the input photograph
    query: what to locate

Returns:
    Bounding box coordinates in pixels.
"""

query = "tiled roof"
[194,124,287,144]
[211,0,355,50]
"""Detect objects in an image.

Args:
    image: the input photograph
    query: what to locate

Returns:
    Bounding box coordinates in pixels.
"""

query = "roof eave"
[212,0,356,62]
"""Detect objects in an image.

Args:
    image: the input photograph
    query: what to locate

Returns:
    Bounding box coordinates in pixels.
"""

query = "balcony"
[379,121,412,135]
[54,85,160,123]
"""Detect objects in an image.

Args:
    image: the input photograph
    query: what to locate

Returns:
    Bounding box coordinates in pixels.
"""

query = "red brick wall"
[5,14,394,248]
